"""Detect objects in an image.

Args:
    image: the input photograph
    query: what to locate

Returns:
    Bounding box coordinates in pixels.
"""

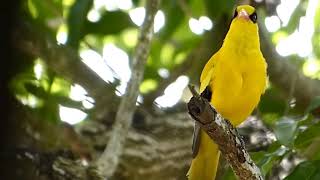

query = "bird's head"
[233,5,257,24]
[224,5,260,50]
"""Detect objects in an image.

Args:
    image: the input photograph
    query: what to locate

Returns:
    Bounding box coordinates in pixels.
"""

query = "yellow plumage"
[188,5,267,180]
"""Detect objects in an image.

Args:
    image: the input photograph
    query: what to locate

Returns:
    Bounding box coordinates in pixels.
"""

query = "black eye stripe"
[249,12,257,23]
[233,10,238,19]
[232,9,258,23]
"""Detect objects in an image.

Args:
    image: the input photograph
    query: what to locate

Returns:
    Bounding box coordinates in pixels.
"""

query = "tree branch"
[13,22,117,105]
[94,0,160,178]
[187,85,263,180]
[76,112,194,179]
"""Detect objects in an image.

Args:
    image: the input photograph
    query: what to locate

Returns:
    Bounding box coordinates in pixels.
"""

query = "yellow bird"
[187,5,267,180]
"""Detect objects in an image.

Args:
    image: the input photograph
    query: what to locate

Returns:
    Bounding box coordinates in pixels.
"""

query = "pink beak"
[238,9,249,20]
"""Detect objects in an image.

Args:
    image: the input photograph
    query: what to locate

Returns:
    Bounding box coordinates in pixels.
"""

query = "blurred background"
[2,0,320,179]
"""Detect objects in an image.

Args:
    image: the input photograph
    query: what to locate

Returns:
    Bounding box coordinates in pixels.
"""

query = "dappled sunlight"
[137,95,143,105]
[33,59,43,80]
[103,44,131,82]
[56,24,68,44]
[65,84,95,123]
[87,9,101,22]
[199,16,213,31]
[116,0,133,10]
[157,68,169,78]
[129,8,166,33]
[103,44,131,95]
[62,0,75,7]
[93,0,106,10]
[18,94,40,108]
[122,29,138,48]
[276,0,299,26]
[82,97,95,109]
[275,0,318,57]
[94,0,132,11]
[189,18,204,35]
[154,10,165,32]
[59,105,87,125]
[155,75,189,108]
[303,59,320,78]
[188,16,213,35]
[80,49,115,83]
[140,79,157,94]
[265,16,281,32]
[129,7,145,26]
[276,30,302,57]
[69,84,88,101]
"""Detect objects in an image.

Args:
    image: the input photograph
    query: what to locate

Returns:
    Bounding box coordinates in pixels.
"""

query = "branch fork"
[187,85,263,180]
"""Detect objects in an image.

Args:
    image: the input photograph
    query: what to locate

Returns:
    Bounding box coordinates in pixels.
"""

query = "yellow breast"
[210,48,267,126]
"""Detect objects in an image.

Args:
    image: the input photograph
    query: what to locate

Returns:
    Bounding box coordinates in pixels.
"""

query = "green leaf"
[294,121,320,149]
[305,96,320,114]
[132,0,140,6]
[24,82,47,99]
[27,0,63,21]
[274,117,298,147]
[258,87,287,116]
[38,99,60,123]
[312,32,320,58]
[67,0,93,48]
[84,11,134,36]
[261,113,281,127]
[148,39,164,68]
[140,79,158,94]
[254,143,288,176]
[204,0,235,19]
[220,167,236,180]
[190,0,205,17]
[284,160,320,180]
[50,77,71,96]
[158,0,186,41]
[304,125,320,160]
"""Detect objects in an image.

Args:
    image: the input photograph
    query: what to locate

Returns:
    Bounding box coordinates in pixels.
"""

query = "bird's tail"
[187,129,220,180]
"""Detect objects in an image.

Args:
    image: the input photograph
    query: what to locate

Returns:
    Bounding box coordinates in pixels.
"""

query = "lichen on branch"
[187,85,263,180]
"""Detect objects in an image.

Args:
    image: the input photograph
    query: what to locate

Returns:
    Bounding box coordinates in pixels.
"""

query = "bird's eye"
[233,10,238,19]
[249,12,257,23]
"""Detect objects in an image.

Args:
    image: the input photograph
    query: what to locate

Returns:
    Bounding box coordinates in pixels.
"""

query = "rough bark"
[94,0,160,178]
[187,86,263,180]
[2,148,104,180]
[76,112,193,180]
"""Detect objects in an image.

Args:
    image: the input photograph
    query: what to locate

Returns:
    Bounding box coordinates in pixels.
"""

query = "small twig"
[187,85,263,180]
[188,84,200,97]
[284,73,297,115]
